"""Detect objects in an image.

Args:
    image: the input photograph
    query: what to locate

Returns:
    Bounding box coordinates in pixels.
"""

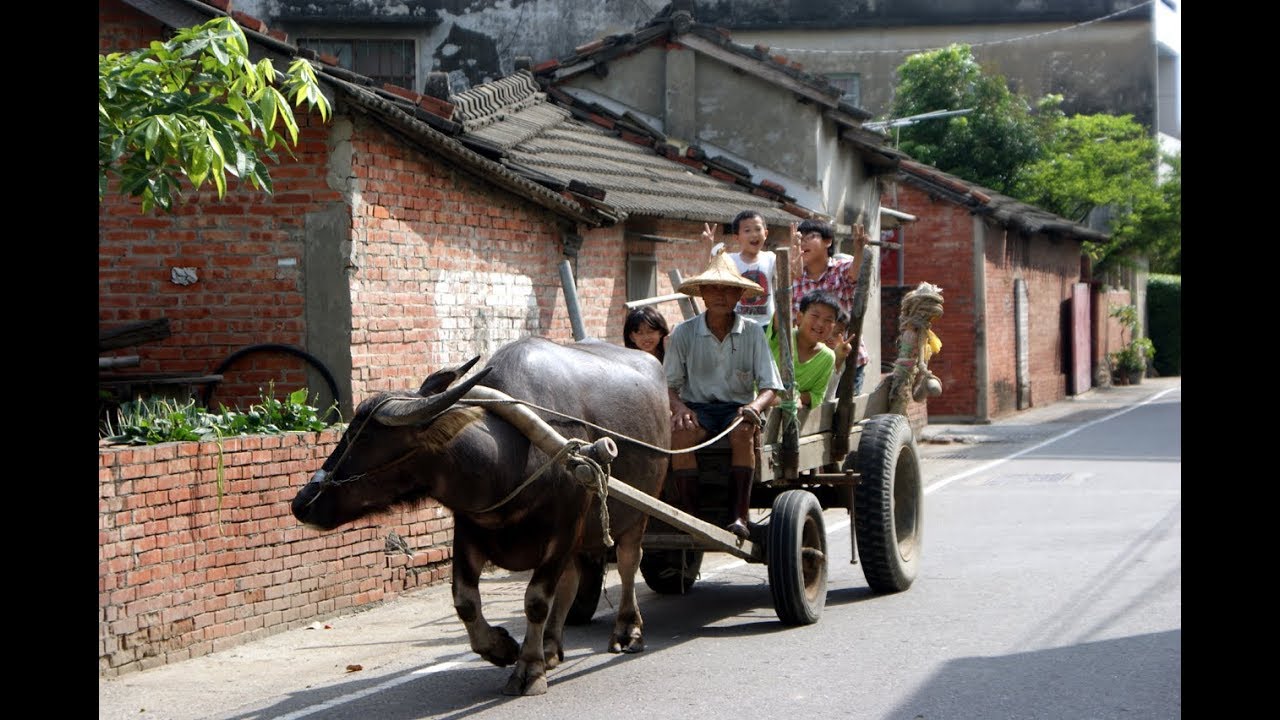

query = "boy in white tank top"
[705,209,777,333]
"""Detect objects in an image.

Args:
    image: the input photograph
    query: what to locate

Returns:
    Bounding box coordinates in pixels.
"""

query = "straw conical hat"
[678,248,765,298]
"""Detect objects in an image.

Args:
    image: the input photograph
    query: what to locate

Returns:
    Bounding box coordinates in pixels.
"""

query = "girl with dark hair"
[624,306,670,363]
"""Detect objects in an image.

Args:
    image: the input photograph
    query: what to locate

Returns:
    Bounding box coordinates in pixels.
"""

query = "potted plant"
[1108,304,1156,385]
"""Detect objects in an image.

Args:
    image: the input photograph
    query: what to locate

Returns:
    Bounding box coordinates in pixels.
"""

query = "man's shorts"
[685,400,743,437]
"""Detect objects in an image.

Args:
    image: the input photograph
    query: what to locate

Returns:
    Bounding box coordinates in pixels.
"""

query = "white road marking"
[923,384,1180,496]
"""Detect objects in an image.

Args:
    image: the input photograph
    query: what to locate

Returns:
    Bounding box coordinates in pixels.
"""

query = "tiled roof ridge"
[450,71,546,131]
[898,160,1107,241]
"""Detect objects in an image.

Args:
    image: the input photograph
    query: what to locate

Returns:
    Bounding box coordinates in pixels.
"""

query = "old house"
[529,1,907,375]
[230,1,1179,161]
[881,161,1108,422]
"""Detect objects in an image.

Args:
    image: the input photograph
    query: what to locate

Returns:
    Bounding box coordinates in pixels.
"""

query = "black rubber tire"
[639,549,703,595]
[853,413,924,593]
[766,490,828,625]
[565,553,606,626]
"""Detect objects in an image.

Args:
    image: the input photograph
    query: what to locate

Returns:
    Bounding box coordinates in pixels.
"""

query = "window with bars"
[826,72,862,108]
[297,38,416,90]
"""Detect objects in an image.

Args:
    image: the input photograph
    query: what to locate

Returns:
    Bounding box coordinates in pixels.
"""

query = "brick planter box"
[98,430,455,676]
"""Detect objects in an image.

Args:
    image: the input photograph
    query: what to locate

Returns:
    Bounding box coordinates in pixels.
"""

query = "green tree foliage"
[889,44,1044,194]
[1014,114,1171,271]
[99,16,332,213]
[887,44,1180,277]
[1146,152,1181,274]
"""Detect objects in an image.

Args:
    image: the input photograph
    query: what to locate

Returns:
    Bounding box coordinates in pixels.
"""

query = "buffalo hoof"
[608,628,645,654]
[542,638,565,668]
[502,664,548,696]
[479,627,519,667]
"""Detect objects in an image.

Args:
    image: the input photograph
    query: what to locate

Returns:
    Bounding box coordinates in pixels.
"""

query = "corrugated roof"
[453,72,804,225]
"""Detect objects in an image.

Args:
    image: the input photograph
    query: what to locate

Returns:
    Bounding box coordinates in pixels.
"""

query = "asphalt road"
[99,377,1181,720]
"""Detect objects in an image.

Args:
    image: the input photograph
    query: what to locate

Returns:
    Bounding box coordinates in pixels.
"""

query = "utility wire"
[752,1,1154,56]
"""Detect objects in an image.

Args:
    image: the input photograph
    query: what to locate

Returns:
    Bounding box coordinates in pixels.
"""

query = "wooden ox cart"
[557,245,944,626]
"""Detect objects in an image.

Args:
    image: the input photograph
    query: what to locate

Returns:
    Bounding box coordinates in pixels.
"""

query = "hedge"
[1147,274,1181,376]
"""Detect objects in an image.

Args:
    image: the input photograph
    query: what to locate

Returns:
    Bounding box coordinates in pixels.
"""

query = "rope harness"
[458,397,752,547]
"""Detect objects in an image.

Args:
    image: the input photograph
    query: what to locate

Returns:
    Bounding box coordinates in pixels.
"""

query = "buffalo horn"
[418,355,483,396]
[375,366,494,426]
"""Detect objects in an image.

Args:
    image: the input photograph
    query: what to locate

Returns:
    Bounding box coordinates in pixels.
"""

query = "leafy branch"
[99,16,332,213]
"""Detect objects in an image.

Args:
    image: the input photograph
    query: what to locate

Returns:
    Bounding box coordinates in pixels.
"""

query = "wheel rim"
[801,512,826,601]
[893,445,921,562]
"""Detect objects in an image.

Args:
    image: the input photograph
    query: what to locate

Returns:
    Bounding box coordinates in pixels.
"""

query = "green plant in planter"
[100,384,341,525]
[1108,304,1156,378]
[1112,336,1155,373]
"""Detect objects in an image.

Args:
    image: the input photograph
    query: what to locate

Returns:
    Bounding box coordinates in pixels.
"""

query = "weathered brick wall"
[882,184,978,419]
[343,115,575,397]
[99,431,452,677]
[982,225,1085,417]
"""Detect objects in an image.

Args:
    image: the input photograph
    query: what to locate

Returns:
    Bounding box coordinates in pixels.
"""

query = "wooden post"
[668,269,699,320]
[831,240,876,461]
[773,246,798,480]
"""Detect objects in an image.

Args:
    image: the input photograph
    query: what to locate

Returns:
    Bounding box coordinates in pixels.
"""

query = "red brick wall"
[884,181,1086,420]
[981,226,1084,417]
[881,184,978,419]
[343,115,577,397]
[99,431,452,677]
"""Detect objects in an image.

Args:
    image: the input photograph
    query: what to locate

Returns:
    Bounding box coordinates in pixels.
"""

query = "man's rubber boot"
[725,466,754,539]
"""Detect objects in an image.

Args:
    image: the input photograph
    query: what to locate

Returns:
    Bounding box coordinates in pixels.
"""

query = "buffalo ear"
[418,355,483,396]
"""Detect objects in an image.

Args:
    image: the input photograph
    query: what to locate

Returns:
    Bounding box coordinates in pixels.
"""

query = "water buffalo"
[291,337,670,695]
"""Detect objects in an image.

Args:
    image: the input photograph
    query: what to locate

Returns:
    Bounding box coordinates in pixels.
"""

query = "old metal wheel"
[565,553,606,625]
[639,549,703,595]
[853,413,923,593]
[767,489,828,625]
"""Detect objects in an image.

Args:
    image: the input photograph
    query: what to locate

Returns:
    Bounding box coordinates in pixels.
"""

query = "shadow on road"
[885,629,1181,719]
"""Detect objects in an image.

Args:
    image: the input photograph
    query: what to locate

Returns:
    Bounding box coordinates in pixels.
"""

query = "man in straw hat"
[664,249,783,539]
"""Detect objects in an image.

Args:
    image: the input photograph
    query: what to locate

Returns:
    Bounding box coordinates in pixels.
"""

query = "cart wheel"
[566,553,606,625]
[767,490,828,625]
[639,549,703,594]
[853,413,923,593]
